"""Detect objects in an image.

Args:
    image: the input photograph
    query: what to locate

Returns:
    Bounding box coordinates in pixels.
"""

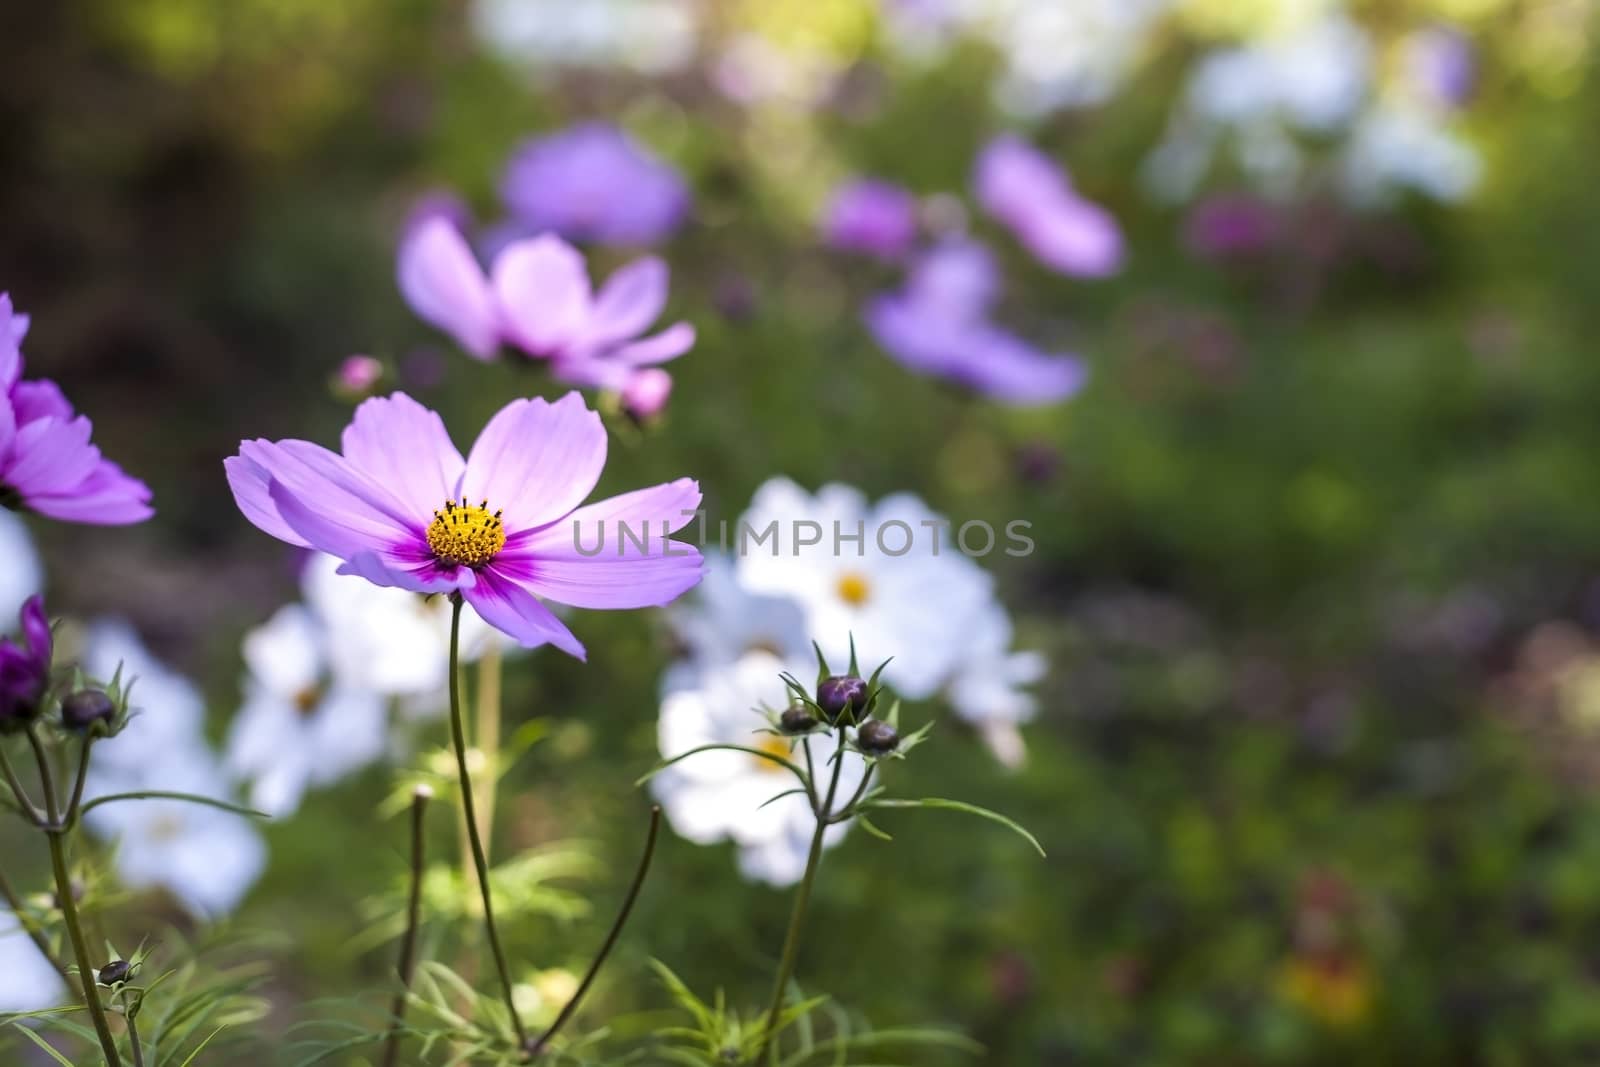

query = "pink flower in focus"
[0,294,153,525]
[398,219,694,403]
[974,135,1123,278]
[225,392,703,658]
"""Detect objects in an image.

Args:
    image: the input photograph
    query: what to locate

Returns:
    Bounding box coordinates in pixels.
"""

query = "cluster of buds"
[774,640,903,758]
[0,594,132,741]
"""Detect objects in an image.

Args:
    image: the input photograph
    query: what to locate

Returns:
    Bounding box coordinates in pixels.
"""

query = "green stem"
[827,765,876,825]
[444,596,527,1050]
[48,832,121,1066]
[65,736,93,831]
[380,786,432,1067]
[528,806,662,1058]
[127,1010,145,1067]
[25,725,59,825]
[757,727,848,1064]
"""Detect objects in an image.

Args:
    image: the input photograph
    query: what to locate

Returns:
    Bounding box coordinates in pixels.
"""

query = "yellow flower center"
[836,571,872,607]
[427,497,507,568]
[753,734,792,774]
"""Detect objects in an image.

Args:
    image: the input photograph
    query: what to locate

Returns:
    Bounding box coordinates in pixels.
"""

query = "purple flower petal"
[0,293,25,393]
[10,380,73,425]
[492,235,594,356]
[337,544,467,594]
[822,179,919,258]
[514,477,702,559]
[398,219,501,360]
[460,392,607,530]
[463,567,585,658]
[584,256,669,350]
[499,122,690,247]
[27,460,153,525]
[18,594,49,662]
[974,135,1124,278]
[0,391,15,459]
[340,393,466,518]
[230,439,416,551]
[4,416,99,497]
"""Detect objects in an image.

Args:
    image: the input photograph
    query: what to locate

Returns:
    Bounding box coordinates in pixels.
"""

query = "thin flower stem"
[66,736,93,830]
[126,1010,145,1067]
[800,738,818,811]
[47,832,121,1067]
[444,596,528,1051]
[828,765,876,825]
[758,726,848,1064]
[528,805,662,1058]
[0,864,72,989]
[0,745,43,825]
[25,725,59,825]
[380,786,433,1067]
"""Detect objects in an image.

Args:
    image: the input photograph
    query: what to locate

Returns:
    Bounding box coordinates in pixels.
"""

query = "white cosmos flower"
[81,619,207,791]
[651,651,866,887]
[735,479,993,700]
[86,757,266,919]
[0,909,64,1013]
[1339,102,1480,204]
[79,620,267,918]
[944,601,1047,769]
[666,551,811,680]
[300,552,502,701]
[224,603,388,818]
[0,511,40,625]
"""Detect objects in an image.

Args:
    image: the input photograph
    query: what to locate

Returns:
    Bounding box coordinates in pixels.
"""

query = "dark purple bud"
[61,689,116,732]
[779,703,817,735]
[858,719,900,755]
[816,675,869,725]
[97,960,132,986]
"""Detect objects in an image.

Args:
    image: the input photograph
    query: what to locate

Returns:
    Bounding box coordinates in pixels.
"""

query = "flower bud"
[0,596,52,733]
[61,689,116,732]
[97,960,132,986]
[816,675,869,725]
[858,719,900,756]
[779,703,817,735]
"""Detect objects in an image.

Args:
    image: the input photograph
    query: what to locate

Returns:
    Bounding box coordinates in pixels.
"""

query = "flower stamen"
[836,571,871,607]
[427,497,507,568]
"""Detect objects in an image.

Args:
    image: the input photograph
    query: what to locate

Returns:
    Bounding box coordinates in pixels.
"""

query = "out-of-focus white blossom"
[0,512,41,635]
[471,0,699,75]
[0,909,64,1013]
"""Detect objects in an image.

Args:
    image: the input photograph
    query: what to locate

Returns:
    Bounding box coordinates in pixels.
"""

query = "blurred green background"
[8,0,1600,1063]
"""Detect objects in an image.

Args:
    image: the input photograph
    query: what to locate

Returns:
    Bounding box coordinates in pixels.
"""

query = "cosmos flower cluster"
[650,477,1046,885]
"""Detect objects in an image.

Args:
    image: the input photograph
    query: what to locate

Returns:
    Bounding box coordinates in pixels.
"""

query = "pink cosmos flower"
[822,178,919,259]
[974,135,1123,279]
[225,392,703,658]
[398,219,695,399]
[0,294,153,525]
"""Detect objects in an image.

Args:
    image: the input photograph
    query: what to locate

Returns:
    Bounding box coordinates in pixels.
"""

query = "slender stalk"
[827,765,876,825]
[126,1011,145,1067]
[444,596,527,1050]
[528,806,662,1058]
[757,727,848,1063]
[380,785,433,1067]
[0,746,42,825]
[48,833,121,1066]
[25,725,59,825]
[0,864,72,988]
[65,736,93,831]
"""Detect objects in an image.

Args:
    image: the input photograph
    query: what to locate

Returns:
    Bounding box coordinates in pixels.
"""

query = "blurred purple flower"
[500,122,690,247]
[0,295,153,525]
[865,241,1086,406]
[974,135,1123,278]
[822,179,919,258]
[397,218,695,402]
[1185,194,1281,260]
[401,189,474,243]
[225,392,703,657]
[1406,27,1475,110]
[0,594,50,729]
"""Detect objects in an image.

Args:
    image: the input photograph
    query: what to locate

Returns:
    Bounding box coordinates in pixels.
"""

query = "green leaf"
[865,798,1045,857]
[175,1027,225,1067]
[10,1023,77,1067]
[78,792,269,821]
[635,744,807,787]
[854,813,894,842]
